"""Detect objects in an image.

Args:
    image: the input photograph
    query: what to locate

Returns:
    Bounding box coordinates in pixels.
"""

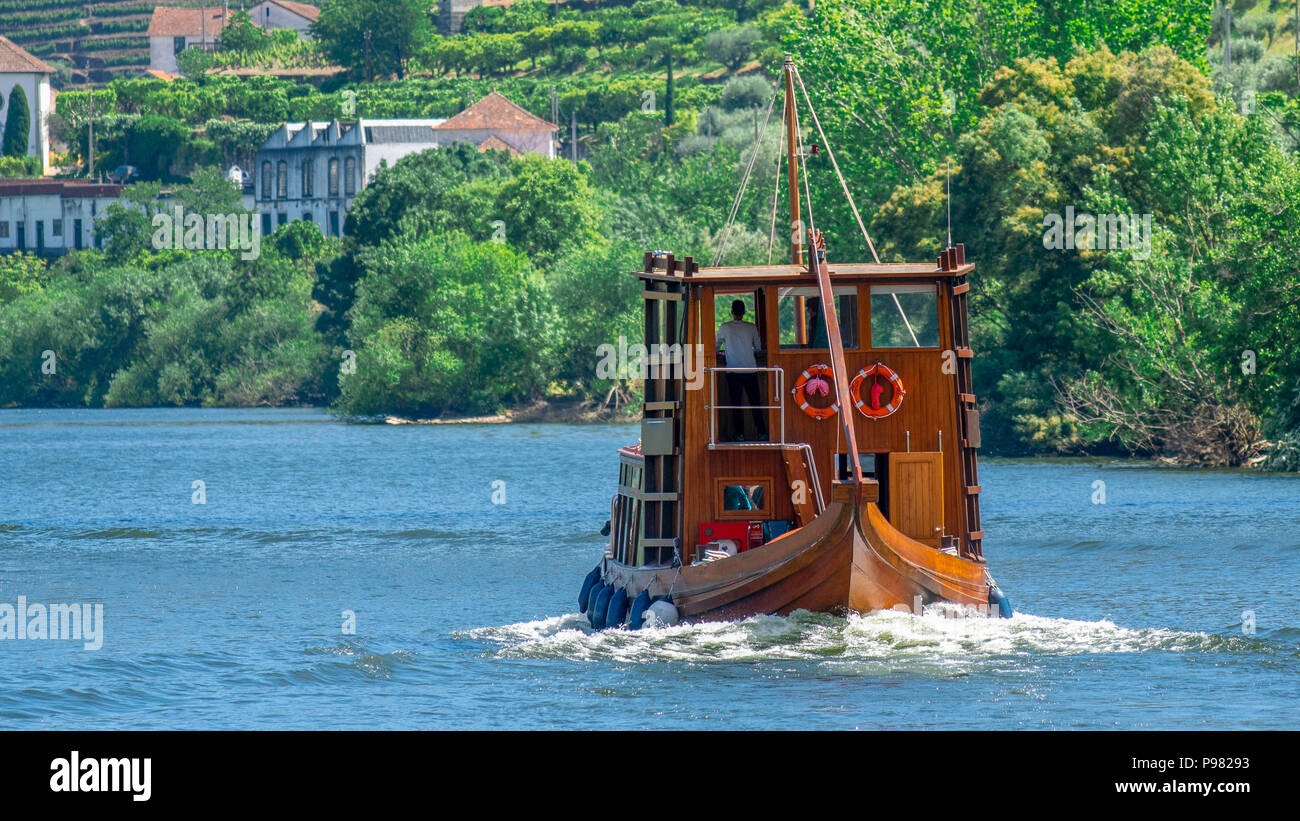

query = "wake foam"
[460,606,1263,666]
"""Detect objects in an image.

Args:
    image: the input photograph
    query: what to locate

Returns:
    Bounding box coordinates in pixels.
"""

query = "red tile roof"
[0,180,123,197]
[439,92,557,132]
[147,7,228,38]
[266,0,320,22]
[0,36,55,74]
[477,134,522,156]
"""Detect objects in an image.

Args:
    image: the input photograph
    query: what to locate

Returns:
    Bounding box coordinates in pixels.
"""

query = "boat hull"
[601,496,990,622]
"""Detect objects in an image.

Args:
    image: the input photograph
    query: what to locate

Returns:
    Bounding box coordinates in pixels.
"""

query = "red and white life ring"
[850,362,906,419]
[791,364,838,420]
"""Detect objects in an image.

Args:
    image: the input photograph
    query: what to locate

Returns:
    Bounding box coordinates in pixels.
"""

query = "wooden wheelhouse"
[586,57,1008,626]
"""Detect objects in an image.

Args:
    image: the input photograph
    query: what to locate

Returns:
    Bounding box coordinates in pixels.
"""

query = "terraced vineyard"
[0,0,214,83]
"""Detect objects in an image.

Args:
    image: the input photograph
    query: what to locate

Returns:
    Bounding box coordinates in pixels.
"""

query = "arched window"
[344,157,356,195]
[328,158,339,196]
[261,161,272,200]
[276,161,287,199]
[302,159,314,197]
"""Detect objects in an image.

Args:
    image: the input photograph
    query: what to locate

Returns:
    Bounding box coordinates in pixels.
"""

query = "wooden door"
[888,452,944,547]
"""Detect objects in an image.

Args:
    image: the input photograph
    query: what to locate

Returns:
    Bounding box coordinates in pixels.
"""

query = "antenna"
[946,159,952,249]
[946,92,953,249]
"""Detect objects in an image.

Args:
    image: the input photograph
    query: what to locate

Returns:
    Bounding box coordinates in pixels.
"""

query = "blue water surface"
[0,408,1295,729]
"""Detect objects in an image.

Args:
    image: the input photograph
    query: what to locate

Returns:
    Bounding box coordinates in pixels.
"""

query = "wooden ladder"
[639,252,694,565]
[941,245,985,561]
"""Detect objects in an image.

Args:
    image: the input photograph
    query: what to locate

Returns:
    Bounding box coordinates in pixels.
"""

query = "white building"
[0,36,53,173]
[440,0,515,35]
[147,6,227,76]
[0,180,124,255]
[248,1,319,36]
[253,92,557,237]
[147,3,319,75]
[254,118,443,238]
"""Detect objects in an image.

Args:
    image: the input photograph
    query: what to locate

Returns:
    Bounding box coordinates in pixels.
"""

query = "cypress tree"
[2,85,31,158]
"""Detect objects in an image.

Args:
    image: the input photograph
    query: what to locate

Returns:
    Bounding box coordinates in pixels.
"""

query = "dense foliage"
[3,0,1299,469]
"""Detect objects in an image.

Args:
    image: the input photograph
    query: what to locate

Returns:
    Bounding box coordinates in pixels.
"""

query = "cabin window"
[871,284,940,348]
[714,478,772,520]
[835,453,878,481]
[777,286,858,349]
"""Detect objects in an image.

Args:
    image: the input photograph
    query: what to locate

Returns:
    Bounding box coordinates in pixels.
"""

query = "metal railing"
[705,366,785,448]
[704,366,827,516]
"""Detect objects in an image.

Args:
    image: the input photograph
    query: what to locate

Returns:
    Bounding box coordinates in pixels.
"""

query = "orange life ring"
[850,362,906,419]
[791,364,838,420]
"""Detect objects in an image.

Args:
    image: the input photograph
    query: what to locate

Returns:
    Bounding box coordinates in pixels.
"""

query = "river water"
[0,408,1295,729]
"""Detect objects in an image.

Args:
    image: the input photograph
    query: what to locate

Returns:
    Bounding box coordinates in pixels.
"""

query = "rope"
[766,98,786,265]
[792,66,881,264]
[711,91,778,268]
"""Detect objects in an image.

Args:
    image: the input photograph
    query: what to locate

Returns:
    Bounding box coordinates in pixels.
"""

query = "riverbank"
[378,397,640,426]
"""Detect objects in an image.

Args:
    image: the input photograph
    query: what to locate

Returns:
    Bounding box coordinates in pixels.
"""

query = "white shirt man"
[716,301,768,440]
[716,312,761,369]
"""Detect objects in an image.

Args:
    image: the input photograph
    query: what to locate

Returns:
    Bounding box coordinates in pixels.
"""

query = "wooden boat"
[578,57,1011,629]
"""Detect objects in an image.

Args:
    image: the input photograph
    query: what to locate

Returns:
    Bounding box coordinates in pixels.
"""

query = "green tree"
[221,10,272,53]
[494,154,603,265]
[3,84,31,158]
[312,0,432,80]
[314,144,511,334]
[871,45,1298,463]
[336,230,556,416]
[0,252,48,306]
[704,26,761,71]
[129,115,190,180]
[549,238,643,394]
[96,181,166,266]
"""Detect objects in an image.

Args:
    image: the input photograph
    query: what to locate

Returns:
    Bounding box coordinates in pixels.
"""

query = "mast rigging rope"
[792,66,882,265]
[711,91,778,268]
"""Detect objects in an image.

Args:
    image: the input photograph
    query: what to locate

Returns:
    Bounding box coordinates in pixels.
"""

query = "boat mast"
[786,55,865,495]
[784,56,808,345]
[784,56,801,267]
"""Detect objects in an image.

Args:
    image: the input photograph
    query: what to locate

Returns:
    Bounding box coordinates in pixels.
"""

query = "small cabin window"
[871,284,940,348]
[723,484,765,511]
[778,285,858,349]
[835,453,877,480]
[714,478,772,520]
